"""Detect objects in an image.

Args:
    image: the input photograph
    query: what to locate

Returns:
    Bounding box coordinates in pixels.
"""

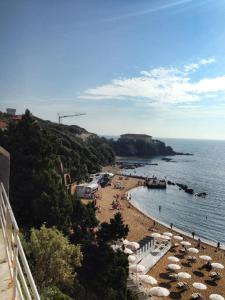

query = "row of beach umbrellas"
[124,235,224,298]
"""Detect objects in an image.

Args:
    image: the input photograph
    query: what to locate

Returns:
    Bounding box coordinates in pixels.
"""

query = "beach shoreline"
[127,187,225,250]
[96,174,225,251]
[96,173,225,299]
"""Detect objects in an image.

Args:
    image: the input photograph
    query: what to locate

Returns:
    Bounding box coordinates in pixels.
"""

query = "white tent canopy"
[199,255,212,261]
[162,235,171,240]
[168,256,180,263]
[129,264,146,273]
[124,248,133,255]
[128,255,136,263]
[138,275,157,285]
[178,272,191,279]
[188,247,199,254]
[209,294,225,300]
[167,264,181,271]
[173,235,183,241]
[181,241,191,246]
[193,282,207,290]
[126,241,140,251]
[151,233,161,238]
[211,263,224,269]
[149,287,170,297]
[123,239,129,245]
[163,232,173,237]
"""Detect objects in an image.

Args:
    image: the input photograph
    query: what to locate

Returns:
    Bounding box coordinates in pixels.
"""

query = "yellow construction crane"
[57,112,86,124]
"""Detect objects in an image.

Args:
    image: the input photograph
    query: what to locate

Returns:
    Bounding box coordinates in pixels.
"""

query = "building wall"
[0,146,10,195]
[121,134,152,144]
[6,108,16,116]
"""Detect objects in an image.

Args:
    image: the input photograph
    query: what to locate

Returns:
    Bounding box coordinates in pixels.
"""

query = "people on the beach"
[217,242,220,251]
[170,223,173,230]
[111,199,121,210]
[192,231,195,239]
[197,238,201,248]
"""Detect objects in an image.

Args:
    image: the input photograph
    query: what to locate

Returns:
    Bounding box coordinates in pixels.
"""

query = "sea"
[118,138,225,246]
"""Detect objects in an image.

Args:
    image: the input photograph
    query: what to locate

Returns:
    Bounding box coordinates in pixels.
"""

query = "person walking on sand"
[216,242,220,251]
[192,231,195,239]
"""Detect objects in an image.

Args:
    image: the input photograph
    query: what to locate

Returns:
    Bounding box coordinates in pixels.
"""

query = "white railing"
[0,182,40,300]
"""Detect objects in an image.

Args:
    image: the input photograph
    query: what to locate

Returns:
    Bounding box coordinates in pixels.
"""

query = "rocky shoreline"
[167,180,208,198]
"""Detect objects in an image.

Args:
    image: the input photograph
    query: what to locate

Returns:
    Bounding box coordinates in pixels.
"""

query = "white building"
[75,183,99,199]
[6,108,16,116]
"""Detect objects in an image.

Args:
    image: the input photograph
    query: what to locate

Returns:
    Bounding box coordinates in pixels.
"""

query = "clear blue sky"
[1,0,225,139]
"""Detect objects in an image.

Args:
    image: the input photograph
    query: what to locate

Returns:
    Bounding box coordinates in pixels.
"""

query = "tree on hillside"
[74,213,130,300]
[97,212,129,244]
[77,243,129,300]
[26,225,82,292]
[0,110,72,229]
[69,199,99,244]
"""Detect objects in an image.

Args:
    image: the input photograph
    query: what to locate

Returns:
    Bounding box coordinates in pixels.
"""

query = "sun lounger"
[191,293,203,300]
[169,273,178,281]
[210,271,222,280]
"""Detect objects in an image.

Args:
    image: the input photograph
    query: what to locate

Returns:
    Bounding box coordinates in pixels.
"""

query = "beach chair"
[169,273,178,281]
[191,293,203,300]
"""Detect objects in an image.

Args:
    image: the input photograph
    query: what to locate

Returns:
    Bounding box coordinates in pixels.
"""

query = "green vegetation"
[108,137,176,157]
[36,116,115,182]
[0,110,136,300]
[26,225,82,290]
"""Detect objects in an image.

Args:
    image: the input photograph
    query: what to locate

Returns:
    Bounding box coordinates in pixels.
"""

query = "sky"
[1,0,225,139]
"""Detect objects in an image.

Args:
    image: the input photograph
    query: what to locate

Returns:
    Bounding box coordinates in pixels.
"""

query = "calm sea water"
[120,138,225,245]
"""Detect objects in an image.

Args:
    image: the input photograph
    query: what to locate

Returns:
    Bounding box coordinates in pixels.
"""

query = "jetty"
[146,178,166,189]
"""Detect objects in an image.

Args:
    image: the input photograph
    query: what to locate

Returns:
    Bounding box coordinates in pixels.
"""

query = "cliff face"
[107,137,176,157]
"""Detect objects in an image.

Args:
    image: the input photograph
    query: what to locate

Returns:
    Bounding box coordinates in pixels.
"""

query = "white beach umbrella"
[127,242,140,251]
[162,235,171,240]
[128,255,136,263]
[149,287,170,297]
[124,248,133,255]
[123,239,129,245]
[193,282,207,290]
[199,255,212,261]
[178,272,191,279]
[168,256,180,263]
[209,294,225,300]
[174,235,183,241]
[151,233,161,238]
[211,263,224,269]
[138,274,158,285]
[188,247,199,254]
[163,232,173,237]
[129,264,146,273]
[181,241,191,246]
[167,264,181,271]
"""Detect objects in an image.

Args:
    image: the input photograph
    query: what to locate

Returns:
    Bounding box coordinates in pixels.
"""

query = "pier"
[146,178,166,189]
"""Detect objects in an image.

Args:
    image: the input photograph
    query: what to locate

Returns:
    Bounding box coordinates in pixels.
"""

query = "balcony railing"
[0,182,40,300]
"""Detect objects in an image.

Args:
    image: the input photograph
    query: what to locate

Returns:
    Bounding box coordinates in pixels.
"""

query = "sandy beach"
[95,174,225,299]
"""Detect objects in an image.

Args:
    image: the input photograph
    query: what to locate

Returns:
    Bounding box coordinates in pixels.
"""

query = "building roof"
[0,120,7,129]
